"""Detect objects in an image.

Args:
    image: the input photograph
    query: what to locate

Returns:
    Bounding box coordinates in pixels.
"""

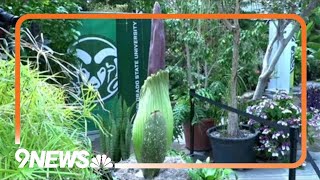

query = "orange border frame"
[15,14,307,169]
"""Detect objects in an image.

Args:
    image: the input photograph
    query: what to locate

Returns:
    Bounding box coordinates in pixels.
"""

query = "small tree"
[217,0,241,137]
[252,0,320,99]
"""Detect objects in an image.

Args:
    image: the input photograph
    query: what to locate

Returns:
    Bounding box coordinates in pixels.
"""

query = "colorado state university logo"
[71,36,118,102]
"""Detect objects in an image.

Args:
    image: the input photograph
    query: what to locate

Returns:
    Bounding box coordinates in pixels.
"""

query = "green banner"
[70,19,150,131]
[117,19,151,111]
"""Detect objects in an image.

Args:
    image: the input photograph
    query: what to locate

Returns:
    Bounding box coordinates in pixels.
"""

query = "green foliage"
[0,60,102,179]
[4,0,81,53]
[295,7,320,84]
[165,0,268,139]
[2,0,82,84]
[171,83,225,140]
[100,96,134,162]
[164,0,267,98]
[87,2,129,12]
[187,158,237,180]
[132,0,160,13]
[108,0,131,5]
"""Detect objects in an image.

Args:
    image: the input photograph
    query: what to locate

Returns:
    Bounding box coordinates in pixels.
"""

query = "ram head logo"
[71,36,118,101]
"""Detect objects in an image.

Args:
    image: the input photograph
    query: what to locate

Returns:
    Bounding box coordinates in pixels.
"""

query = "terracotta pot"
[183,118,214,151]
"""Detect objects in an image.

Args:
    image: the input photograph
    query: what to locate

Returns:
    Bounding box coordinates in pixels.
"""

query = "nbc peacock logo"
[90,154,115,170]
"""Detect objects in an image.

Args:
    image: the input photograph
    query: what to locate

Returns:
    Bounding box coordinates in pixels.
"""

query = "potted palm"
[206,0,258,163]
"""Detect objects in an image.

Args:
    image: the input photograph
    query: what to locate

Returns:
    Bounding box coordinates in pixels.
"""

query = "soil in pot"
[207,125,259,163]
[184,118,214,151]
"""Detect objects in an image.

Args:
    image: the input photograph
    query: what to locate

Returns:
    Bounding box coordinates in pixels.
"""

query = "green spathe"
[132,70,173,163]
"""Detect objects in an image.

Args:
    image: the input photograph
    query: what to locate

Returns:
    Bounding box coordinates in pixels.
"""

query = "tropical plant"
[187,158,237,180]
[100,96,134,162]
[132,2,174,179]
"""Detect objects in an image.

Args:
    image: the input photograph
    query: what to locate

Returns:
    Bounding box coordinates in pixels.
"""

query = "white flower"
[272,134,278,139]
[286,146,290,151]
[272,152,279,157]
[277,121,288,126]
[265,141,270,148]
[262,129,270,134]
[270,104,274,109]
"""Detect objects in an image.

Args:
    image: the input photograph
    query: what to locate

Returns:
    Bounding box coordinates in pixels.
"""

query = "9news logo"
[15,149,114,170]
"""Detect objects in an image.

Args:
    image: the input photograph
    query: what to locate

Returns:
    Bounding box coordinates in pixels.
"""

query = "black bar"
[190,91,290,133]
[189,89,195,156]
[289,127,299,180]
[307,150,320,179]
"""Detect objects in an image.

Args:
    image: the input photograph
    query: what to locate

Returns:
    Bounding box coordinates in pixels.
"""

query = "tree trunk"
[253,76,269,100]
[227,0,241,137]
[253,35,287,100]
[227,27,240,137]
[204,61,208,88]
[252,0,320,100]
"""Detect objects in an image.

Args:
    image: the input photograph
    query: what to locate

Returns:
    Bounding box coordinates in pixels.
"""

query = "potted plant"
[173,87,223,151]
[206,0,259,163]
[245,91,301,162]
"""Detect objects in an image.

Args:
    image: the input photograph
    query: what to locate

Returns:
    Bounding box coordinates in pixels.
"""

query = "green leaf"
[312,50,320,59]
[308,42,320,50]
[307,21,315,36]
[204,169,217,179]
[309,35,320,42]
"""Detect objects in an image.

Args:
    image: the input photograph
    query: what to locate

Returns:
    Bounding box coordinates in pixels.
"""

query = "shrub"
[3,0,82,85]
[0,60,103,179]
